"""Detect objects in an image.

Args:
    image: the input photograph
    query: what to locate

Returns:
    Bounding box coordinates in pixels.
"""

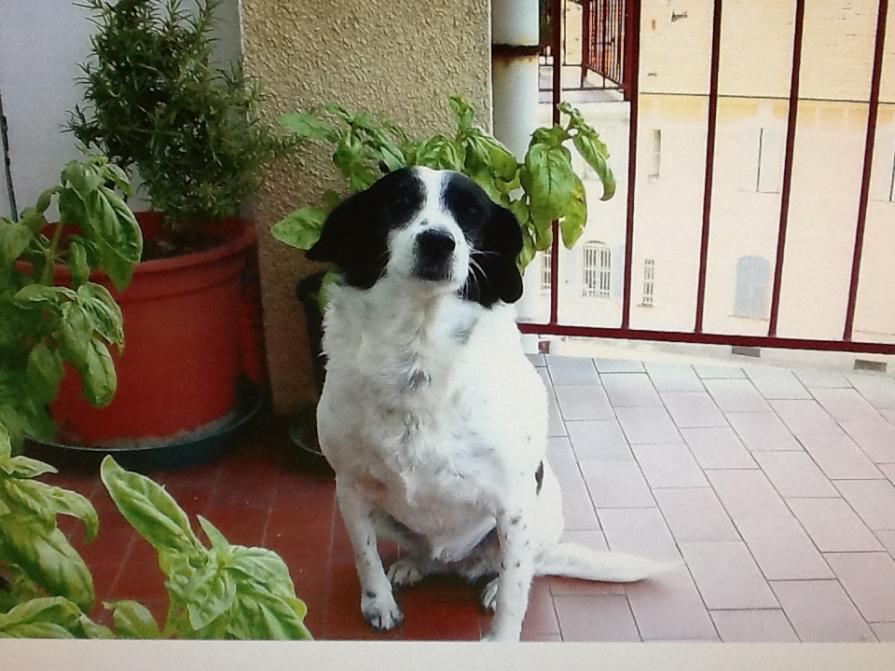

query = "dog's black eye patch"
[307,168,424,289]
[443,173,524,308]
[442,173,490,242]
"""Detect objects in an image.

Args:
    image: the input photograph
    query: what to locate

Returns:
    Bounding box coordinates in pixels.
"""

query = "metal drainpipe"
[491,0,542,350]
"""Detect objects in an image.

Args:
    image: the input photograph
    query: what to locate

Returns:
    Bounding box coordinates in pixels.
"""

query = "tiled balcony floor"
[42,355,895,642]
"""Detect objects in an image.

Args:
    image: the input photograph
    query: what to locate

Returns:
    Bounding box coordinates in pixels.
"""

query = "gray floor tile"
[771,400,843,436]
[753,451,839,498]
[771,580,876,642]
[727,412,803,451]
[835,480,895,531]
[626,566,718,641]
[654,487,740,542]
[553,595,641,641]
[681,427,758,469]
[847,373,895,409]
[661,392,728,428]
[825,552,895,622]
[735,515,834,580]
[797,433,883,479]
[812,388,885,424]
[602,373,662,407]
[794,369,853,389]
[704,379,770,412]
[580,461,655,508]
[615,406,682,444]
[598,507,678,561]
[707,469,791,520]
[631,443,708,488]
[566,419,633,461]
[554,384,614,421]
[546,355,599,385]
[840,421,895,463]
[645,362,705,392]
[788,498,883,552]
[680,541,778,609]
[745,367,811,400]
[594,358,644,373]
[694,365,746,379]
[711,610,798,642]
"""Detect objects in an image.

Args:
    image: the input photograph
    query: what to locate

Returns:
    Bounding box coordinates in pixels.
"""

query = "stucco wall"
[240,0,492,413]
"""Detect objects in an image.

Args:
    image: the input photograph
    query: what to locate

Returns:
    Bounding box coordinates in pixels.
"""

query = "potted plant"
[2,155,140,454]
[270,97,614,459]
[64,0,292,448]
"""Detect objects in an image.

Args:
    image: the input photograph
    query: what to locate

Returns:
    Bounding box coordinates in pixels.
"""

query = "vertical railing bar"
[549,0,562,326]
[693,0,723,334]
[767,0,806,337]
[581,0,591,88]
[621,0,640,328]
[843,0,888,341]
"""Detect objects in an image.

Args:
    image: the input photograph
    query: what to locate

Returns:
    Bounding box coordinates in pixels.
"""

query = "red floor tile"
[399,575,483,640]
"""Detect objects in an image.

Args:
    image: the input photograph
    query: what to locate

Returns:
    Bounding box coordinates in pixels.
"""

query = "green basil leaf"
[228,591,312,641]
[0,596,86,638]
[448,96,475,130]
[533,221,553,252]
[42,484,99,543]
[67,239,90,288]
[0,221,33,266]
[271,208,326,251]
[185,559,237,630]
[58,302,92,369]
[0,515,95,610]
[58,189,86,228]
[0,422,11,461]
[413,135,463,171]
[197,515,230,551]
[228,546,294,598]
[279,112,335,141]
[35,187,59,214]
[524,144,576,227]
[26,342,63,404]
[18,207,49,234]
[78,613,114,639]
[84,188,142,291]
[572,130,616,201]
[77,283,124,347]
[104,600,161,639]
[560,177,588,249]
[5,455,58,479]
[517,224,537,272]
[100,456,200,555]
[101,163,133,198]
[61,161,103,199]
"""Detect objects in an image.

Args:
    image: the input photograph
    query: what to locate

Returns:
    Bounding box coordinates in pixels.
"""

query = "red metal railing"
[527,0,895,356]
[582,0,627,94]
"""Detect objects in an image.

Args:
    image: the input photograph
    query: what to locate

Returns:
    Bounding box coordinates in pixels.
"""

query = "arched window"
[734,256,770,318]
[582,241,611,299]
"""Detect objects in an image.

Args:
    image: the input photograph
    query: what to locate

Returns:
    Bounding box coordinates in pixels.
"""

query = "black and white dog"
[309,167,669,641]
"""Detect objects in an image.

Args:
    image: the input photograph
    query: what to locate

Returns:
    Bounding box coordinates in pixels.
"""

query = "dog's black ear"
[476,202,524,305]
[306,191,364,263]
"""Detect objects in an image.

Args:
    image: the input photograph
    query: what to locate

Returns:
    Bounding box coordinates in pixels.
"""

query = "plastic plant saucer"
[25,380,262,474]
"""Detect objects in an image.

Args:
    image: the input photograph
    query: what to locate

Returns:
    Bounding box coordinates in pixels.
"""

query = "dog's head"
[307,167,523,307]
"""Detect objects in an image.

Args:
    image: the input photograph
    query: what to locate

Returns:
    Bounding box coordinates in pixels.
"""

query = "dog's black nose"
[417,229,456,258]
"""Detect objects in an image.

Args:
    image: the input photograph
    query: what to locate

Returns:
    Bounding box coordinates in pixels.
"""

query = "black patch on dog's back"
[307,168,424,288]
[443,173,524,308]
[535,461,544,495]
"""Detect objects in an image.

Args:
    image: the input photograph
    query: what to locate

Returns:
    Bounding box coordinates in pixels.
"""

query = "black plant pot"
[290,272,333,475]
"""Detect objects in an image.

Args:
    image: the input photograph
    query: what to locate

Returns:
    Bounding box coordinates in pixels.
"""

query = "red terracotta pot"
[47,212,257,446]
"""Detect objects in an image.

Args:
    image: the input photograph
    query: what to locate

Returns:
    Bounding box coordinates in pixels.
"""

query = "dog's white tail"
[538,543,679,583]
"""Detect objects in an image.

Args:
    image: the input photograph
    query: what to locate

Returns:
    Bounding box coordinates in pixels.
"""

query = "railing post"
[581,0,591,88]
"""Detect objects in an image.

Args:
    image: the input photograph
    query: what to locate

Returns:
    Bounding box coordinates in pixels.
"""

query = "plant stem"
[41,220,65,285]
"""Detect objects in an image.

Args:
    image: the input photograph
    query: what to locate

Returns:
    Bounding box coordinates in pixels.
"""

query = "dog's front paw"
[387,558,425,588]
[480,577,499,612]
[361,590,404,630]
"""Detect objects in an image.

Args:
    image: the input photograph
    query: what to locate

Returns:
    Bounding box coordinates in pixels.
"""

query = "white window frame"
[642,258,655,306]
[582,241,611,299]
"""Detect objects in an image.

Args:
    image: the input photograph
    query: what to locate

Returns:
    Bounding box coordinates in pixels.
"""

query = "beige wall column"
[240,0,492,414]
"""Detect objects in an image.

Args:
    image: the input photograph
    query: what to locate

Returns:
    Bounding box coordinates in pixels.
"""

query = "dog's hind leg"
[537,543,679,582]
[335,479,404,630]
